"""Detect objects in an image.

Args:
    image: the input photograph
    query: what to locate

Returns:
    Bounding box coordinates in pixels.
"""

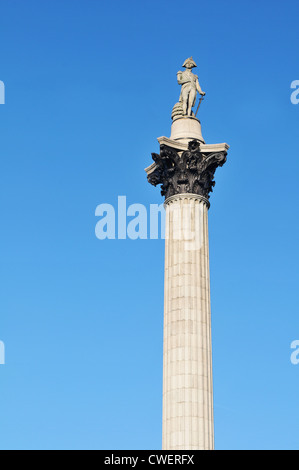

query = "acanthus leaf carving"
[147,140,227,201]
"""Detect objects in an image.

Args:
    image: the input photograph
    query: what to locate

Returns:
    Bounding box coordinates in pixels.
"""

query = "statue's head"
[182,57,197,69]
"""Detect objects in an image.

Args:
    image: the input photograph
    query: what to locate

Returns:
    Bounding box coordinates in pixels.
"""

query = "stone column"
[162,194,213,450]
[145,122,229,451]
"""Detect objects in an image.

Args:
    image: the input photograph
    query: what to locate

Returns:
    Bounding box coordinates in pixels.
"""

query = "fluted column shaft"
[162,193,214,450]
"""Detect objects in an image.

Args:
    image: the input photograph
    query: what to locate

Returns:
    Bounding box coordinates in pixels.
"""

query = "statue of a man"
[177,57,205,116]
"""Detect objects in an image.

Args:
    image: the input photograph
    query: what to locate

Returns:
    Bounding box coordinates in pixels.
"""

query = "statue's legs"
[188,88,197,116]
[182,94,188,115]
[181,85,191,116]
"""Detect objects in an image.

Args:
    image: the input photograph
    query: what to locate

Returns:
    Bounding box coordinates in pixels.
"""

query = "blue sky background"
[0,0,298,450]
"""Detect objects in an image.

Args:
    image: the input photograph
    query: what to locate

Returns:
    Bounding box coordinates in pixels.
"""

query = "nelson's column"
[145,57,229,450]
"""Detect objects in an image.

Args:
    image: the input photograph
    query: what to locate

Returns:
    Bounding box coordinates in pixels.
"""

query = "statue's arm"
[196,77,205,96]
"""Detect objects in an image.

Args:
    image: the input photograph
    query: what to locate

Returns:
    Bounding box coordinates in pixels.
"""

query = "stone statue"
[172,57,205,120]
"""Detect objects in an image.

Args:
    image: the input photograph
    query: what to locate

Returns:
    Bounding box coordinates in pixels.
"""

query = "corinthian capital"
[147,140,227,202]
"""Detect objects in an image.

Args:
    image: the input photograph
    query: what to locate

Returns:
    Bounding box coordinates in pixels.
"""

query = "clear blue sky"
[0,0,298,450]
